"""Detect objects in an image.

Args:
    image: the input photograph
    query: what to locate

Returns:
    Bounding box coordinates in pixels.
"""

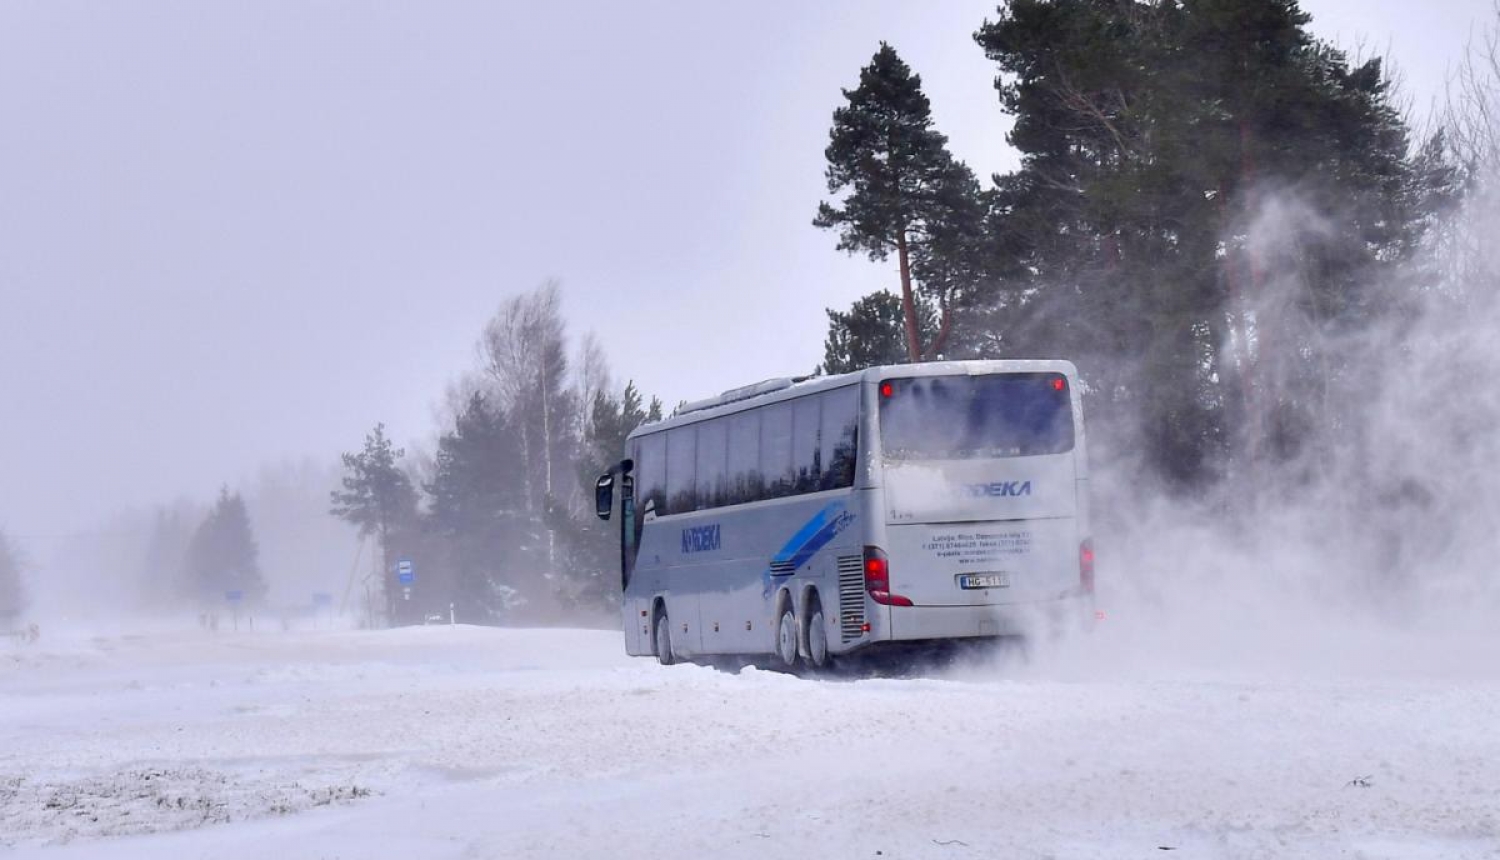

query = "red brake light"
[1052,377,1066,391]
[880,381,894,398]
[862,546,913,607]
[1080,539,1095,594]
[863,550,888,591]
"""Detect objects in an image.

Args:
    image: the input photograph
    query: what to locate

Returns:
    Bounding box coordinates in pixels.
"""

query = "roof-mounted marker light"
[880,381,894,398]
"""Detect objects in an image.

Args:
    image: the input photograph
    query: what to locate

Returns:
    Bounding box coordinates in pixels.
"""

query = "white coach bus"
[594,360,1092,668]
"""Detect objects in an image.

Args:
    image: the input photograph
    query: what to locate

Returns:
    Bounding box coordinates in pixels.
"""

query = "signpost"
[396,559,415,602]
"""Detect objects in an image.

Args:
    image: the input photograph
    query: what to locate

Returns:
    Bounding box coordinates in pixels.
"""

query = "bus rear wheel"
[654,612,675,666]
[775,605,799,670]
[805,599,830,670]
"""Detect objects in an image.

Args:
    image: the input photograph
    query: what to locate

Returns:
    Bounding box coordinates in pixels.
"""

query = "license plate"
[957,572,1010,590]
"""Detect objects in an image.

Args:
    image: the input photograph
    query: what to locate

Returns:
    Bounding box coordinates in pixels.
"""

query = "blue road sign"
[396,558,415,585]
[312,592,333,606]
[225,590,244,603]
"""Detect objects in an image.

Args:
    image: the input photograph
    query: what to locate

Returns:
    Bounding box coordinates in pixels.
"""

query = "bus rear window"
[878,373,1074,460]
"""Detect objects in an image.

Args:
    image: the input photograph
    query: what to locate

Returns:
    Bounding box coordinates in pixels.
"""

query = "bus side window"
[727,409,760,505]
[820,386,858,490]
[666,426,696,515]
[792,396,822,494]
[695,418,728,510]
[636,433,666,520]
[761,401,794,499]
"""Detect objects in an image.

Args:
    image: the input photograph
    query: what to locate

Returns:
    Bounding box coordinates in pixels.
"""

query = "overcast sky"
[0,0,1490,539]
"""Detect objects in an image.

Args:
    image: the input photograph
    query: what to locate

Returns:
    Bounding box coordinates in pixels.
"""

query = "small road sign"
[396,558,415,585]
[225,590,244,603]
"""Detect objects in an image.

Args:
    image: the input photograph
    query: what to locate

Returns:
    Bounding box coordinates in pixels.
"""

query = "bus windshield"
[878,373,1074,461]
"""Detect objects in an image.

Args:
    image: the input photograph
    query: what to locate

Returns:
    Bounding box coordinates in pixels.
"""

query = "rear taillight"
[863,549,887,589]
[1080,539,1095,594]
[863,546,913,607]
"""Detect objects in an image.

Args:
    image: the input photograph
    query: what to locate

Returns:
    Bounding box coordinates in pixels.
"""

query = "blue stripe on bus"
[781,515,846,571]
[772,503,840,566]
[761,500,854,598]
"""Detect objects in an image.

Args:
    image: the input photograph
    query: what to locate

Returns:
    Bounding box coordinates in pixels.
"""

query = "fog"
[1016,164,1500,682]
[0,2,1022,546]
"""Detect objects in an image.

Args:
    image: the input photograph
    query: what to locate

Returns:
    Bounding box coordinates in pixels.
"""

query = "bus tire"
[805,595,830,670]
[775,602,799,670]
[654,611,675,666]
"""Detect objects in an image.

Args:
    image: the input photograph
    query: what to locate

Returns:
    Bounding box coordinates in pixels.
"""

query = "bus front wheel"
[654,612,675,666]
[775,605,799,670]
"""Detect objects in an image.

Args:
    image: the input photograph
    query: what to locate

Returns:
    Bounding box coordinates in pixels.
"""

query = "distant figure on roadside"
[25,622,38,644]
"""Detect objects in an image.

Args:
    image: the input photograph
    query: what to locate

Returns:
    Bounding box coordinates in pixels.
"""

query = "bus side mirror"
[595,474,614,521]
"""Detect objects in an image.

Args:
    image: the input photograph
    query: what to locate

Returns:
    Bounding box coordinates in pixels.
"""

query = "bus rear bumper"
[885,596,1091,642]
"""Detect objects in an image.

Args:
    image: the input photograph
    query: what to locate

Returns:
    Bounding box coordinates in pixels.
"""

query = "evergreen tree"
[331,423,419,620]
[821,290,936,374]
[555,380,654,611]
[815,43,986,362]
[182,487,266,607]
[425,393,534,620]
[581,381,649,480]
[0,527,26,622]
[331,424,419,540]
[972,0,1450,489]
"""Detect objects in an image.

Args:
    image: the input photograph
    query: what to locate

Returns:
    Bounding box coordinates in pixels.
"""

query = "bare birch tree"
[479,281,577,581]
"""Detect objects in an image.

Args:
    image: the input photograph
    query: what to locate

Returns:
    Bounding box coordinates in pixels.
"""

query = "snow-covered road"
[3,625,1498,859]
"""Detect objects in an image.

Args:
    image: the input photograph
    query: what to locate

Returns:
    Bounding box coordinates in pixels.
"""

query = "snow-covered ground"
[3,623,1498,859]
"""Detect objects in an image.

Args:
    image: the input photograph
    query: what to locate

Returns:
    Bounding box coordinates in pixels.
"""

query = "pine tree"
[582,381,649,480]
[182,487,266,607]
[425,393,533,619]
[815,43,986,362]
[973,0,1448,489]
[555,380,654,611]
[331,423,419,621]
[821,290,937,374]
